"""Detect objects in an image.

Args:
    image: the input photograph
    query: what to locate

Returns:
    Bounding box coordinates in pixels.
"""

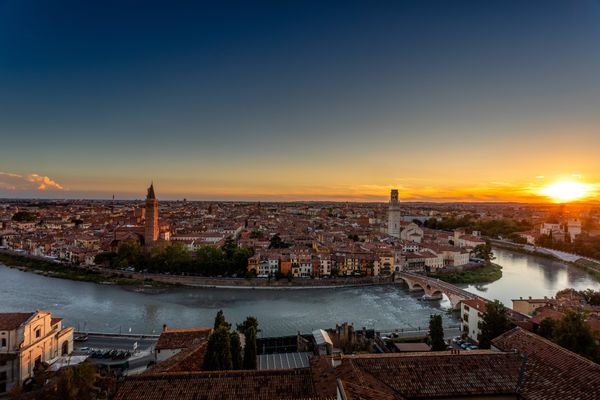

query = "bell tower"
[145,182,159,247]
[387,189,401,238]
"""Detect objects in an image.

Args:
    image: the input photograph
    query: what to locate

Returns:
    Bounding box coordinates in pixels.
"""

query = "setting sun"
[538,180,593,203]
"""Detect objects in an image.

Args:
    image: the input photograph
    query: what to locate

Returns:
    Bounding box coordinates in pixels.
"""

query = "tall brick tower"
[145,182,159,247]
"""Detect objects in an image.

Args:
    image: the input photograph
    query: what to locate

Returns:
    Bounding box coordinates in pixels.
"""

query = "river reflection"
[0,266,455,336]
[1,248,599,336]
[462,247,600,305]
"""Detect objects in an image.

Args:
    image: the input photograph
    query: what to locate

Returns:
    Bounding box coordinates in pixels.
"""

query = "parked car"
[460,343,469,350]
[467,345,479,350]
[74,334,88,342]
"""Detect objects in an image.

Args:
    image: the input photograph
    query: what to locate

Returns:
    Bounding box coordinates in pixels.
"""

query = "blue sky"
[1,0,600,201]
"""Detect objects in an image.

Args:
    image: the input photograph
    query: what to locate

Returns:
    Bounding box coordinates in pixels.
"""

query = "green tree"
[151,242,192,272]
[237,316,259,336]
[117,241,142,269]
[479,300,512,349]
[473,240,495,264]
[214,310,231,330]
[12,211,37,222]
[268,234,289,249]
[553,309,597,359]
[428,314,446,351]
[222,236,237,259]
[579,289,600,306]
[94,251,117,267]
[230,331,243,370]
[537,317,557,339]
[243,326,258,369]
[203,326,233,371]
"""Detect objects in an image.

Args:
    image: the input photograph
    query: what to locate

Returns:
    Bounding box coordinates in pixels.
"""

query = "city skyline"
[2,1,600,202]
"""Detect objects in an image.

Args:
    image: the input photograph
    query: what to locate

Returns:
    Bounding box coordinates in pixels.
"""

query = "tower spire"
[147,182,156,200]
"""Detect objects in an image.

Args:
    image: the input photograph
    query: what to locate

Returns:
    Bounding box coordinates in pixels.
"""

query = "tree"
[536,317,557,339]
[269,234,289,249]
[428,314,446,351]
[243,326,257,369]
[479,300,512,349]
[214,310,231,330]
[230,331,243,369]
[203,326,233,371]
[553,309,597,360]
[237,316,259,336]
[12,211,37,222]
[94,251,117,268]
[116,241,142,269]
[579,289,600,306]
[222,236,237,259]
[473,240,495,264]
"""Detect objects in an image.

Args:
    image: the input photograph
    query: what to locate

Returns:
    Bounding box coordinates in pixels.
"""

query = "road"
[72,333,158,374]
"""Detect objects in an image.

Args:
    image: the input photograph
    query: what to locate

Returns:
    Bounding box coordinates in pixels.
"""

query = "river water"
[1,248,598,336]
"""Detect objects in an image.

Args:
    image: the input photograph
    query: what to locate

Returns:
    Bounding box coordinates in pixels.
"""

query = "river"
[1,248,599,336]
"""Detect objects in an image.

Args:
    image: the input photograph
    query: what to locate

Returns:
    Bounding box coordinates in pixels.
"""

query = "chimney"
[163,324,168,332]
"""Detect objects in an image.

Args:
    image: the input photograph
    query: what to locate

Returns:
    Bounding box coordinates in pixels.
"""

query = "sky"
[1,0,600,202]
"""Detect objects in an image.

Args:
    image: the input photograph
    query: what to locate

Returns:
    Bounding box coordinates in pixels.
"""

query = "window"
[1,338,6,347]
[35,328,41,338]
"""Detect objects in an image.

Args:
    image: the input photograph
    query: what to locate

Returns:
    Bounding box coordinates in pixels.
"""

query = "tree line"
[424,216,532,238]
[536,308,600,363]
[94,237,254,277]
[203,311,258,370]
[536,233,600,260]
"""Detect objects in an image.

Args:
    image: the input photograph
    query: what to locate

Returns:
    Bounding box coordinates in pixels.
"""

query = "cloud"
[0,171,65,192]
[26,174,64,190]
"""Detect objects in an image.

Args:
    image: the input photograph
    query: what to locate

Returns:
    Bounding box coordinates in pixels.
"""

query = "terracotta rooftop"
[155,327,212,350]
[0,312,34,330]
[461,299,488,313]
[331,351,523,399]
[114,368,332,400]
[146,341,208,374]
[492,327,600,400]
[529,308,564,324]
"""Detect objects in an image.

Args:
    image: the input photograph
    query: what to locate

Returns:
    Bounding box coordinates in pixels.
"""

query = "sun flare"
[538,180,592,203]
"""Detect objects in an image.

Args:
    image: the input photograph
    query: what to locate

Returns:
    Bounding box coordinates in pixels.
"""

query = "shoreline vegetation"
[429,263,503,284]
[491,242,600,282]
[0,253,166,287]
[0,252,392,290]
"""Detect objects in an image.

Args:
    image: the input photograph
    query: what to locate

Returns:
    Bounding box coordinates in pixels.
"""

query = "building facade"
[0,311,73,395]
[144,183,159,248]
[387,189,401,238]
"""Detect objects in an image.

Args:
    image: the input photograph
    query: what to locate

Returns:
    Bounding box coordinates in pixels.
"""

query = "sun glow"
[538,180,592,203]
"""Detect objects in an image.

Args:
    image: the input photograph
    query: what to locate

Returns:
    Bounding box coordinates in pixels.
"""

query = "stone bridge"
[394,271,484,310]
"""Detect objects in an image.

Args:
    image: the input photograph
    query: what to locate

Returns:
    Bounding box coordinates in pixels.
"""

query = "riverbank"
[0,251,393,290]
[491,242,600,281]
[428,263,503,284]
[0,253,169,287]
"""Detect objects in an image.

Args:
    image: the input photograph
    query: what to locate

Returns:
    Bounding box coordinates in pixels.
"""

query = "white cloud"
[0,171,65,191]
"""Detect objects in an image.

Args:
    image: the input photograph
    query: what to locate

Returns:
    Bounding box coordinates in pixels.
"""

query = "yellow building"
[0,311,73,395]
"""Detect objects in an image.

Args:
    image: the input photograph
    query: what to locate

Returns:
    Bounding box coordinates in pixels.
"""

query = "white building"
[318,255,333,276]
[459,299,487,344]
[400,223,423,243]
[0,311,73,395]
